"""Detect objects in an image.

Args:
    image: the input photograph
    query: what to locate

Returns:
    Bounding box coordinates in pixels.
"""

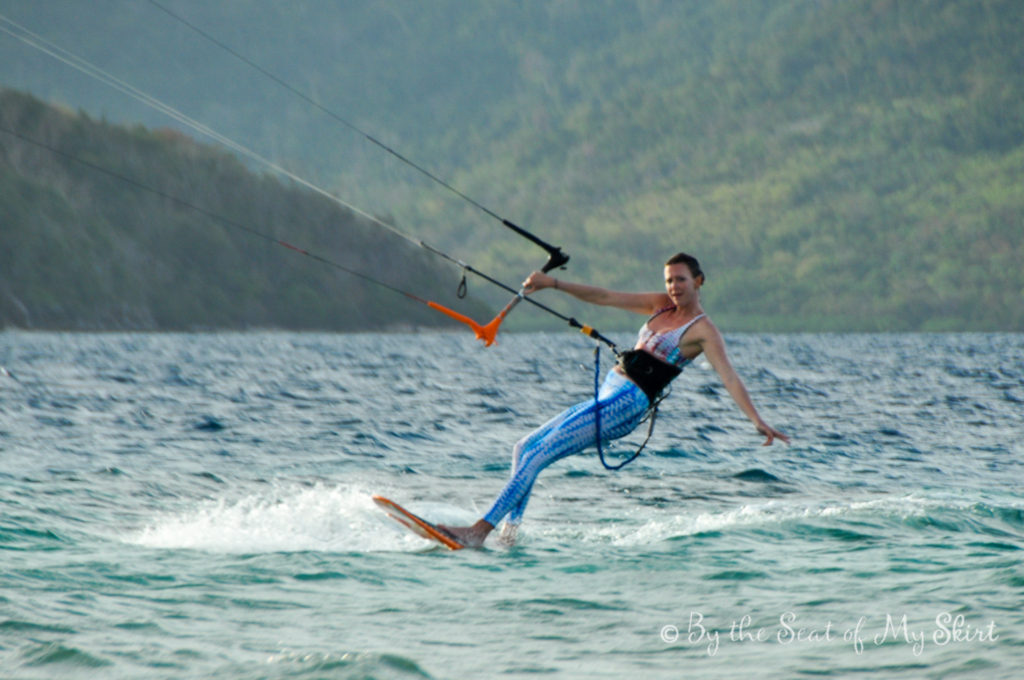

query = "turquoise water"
[1,331,1022,679]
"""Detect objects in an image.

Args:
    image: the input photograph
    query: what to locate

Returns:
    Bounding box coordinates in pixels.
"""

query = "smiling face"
[664,262,703,308]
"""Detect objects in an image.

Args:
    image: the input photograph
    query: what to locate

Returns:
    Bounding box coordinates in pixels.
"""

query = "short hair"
[665,252,705,282]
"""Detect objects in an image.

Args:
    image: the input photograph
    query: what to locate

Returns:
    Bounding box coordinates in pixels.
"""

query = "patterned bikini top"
[634,307,706,369]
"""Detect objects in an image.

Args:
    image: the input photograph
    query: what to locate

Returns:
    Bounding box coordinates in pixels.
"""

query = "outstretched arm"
[522,271,669,315]
[696,322,789,446]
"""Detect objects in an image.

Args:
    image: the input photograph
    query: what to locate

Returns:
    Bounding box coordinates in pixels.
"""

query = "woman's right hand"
[522,271,556,293]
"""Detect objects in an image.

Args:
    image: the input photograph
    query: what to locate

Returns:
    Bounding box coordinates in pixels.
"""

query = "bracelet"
[553,278,559,290]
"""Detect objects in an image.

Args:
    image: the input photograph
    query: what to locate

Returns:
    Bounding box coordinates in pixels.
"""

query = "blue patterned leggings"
[483,370,650,527]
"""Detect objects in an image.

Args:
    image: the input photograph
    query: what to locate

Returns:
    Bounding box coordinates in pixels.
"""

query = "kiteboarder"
[440,253,789,547]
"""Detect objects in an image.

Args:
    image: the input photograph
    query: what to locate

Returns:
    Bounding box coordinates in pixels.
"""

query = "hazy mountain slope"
[0,89,483,330]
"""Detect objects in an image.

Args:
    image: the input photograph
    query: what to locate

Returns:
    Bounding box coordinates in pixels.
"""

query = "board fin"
[372,495,465,550]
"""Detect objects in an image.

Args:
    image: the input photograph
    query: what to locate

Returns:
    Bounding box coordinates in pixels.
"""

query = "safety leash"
[593,345,660,471]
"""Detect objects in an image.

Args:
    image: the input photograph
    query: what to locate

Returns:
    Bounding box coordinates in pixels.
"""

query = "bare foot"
[437,519,494,548]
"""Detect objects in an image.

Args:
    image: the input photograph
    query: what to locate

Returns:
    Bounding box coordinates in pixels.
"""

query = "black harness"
[617,349,682,403]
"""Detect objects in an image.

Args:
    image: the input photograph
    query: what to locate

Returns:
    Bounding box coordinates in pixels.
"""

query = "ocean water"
[1,330,1022,679]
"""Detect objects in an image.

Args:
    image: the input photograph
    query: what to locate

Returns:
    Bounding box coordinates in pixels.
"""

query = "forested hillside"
[1,0,1021,330]
[0,89,482,330]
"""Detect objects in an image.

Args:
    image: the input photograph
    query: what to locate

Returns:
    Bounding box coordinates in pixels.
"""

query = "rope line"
[146,0,568,268]
[0,10,613,347]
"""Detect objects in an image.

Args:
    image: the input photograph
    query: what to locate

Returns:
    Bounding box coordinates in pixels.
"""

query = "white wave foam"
[129,484,445,553]
[597,494,956,546]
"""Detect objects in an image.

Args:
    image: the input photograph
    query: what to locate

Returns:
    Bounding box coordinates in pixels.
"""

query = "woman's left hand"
[757,422,790,446]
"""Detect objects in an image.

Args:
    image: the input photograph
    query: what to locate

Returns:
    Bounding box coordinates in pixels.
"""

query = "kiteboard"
[371,495,464,550]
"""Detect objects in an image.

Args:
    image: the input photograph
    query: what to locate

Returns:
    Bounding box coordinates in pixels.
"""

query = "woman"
[440,253,788,547]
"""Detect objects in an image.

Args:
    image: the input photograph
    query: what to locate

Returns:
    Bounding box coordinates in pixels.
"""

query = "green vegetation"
[0,89,484,330]
[0,0,1021,330]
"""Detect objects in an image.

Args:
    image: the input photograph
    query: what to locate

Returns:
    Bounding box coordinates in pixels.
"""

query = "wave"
[128,484,474,554]
[130,486,1024,554]
[15,642,111,670]
[257,650,435,679]
[580,494,1024,547]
